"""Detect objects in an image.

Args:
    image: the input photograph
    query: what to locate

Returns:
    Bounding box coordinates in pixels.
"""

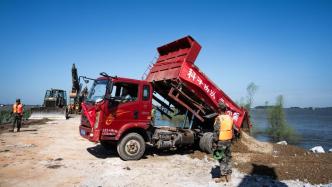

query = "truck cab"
[79,75,153,160]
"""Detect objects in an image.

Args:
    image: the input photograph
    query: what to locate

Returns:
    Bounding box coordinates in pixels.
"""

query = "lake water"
[251,108,332,151]
[156,108,332,151]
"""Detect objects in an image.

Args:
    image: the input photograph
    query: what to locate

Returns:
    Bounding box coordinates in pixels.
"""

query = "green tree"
[266,95,299,143]
[236,82,258,134]
[245,82,258,110]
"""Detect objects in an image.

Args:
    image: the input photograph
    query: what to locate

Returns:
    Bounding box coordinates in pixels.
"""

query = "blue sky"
[0,0,331,107]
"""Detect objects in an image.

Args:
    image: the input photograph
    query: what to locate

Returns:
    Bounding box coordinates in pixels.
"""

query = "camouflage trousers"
[12,115,22,132]
[217,140,232,176]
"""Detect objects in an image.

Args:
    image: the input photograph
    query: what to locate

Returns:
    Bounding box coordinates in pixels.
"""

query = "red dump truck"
[79,36,251,160]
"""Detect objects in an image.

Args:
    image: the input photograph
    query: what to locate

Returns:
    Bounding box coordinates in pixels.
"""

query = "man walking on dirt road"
[213,102,233,183]
[12,98,23,132]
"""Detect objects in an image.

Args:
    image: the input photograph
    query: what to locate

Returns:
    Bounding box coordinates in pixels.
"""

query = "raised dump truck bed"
[146,36,250,130]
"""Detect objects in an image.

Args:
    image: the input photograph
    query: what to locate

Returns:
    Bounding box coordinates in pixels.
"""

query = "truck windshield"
[87,79,108,103]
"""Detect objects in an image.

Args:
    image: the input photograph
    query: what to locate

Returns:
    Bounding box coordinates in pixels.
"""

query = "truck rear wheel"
[199,134,207,152]
[203,132,214,154]
[117,133,146,161]
[199,132,214,154]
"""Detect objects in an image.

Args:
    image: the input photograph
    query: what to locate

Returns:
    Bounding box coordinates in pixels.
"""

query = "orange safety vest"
[215,114,233,141]
[13,103,23,115]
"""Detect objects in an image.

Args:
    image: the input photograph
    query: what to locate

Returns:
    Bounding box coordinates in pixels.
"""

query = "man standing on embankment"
[12,98,23,132]
[213,102,233,183]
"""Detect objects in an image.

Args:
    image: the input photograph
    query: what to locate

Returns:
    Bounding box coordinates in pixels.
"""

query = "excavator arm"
[70,64,80,98]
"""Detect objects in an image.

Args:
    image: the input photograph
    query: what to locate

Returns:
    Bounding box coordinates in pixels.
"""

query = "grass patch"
[0,109,31,124]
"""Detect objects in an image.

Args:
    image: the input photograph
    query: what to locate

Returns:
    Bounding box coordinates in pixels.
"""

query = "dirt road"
[0,116,331,187]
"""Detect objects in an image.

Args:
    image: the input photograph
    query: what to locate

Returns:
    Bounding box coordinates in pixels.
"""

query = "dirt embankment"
[192,131,332,184]
[0,116,331,186]
[233,132,332,184]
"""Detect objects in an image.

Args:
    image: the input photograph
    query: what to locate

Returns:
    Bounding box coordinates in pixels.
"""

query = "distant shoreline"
[254,106,332,110]
[1,104,332,109]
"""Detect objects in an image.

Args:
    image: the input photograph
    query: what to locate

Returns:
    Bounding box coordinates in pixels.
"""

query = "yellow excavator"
[68,64,89,114]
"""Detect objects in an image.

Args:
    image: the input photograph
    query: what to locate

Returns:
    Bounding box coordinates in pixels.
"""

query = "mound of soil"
[233,131,273,154]
[192,132,332,184]
[233,132,332,184]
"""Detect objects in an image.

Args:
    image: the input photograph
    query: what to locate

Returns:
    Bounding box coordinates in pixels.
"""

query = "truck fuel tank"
[152,127,195,149]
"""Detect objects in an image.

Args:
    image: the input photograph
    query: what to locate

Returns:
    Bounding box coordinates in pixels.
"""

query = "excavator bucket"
[29,107,68,120]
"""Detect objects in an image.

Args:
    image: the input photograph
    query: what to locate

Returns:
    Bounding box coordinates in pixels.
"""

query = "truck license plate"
[80,129,86,136]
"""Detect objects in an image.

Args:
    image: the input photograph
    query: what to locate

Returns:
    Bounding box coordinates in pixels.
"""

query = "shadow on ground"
[19,129,38,132]
[86,145,118,159]
[238,164,288,187]
[211,164,288,187]
[87,144,197,160]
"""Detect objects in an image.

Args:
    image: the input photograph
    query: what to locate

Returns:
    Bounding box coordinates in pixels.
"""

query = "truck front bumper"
[79,125,101,143]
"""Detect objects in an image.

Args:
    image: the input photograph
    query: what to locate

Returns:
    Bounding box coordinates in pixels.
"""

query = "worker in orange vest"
[12,99,23,132]
[213,102,233,183]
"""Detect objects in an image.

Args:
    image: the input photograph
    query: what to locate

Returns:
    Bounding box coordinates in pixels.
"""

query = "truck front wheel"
[117,133,146,161]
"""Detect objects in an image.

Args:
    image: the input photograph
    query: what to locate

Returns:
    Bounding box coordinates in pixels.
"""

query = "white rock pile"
[310,146,325,153]
[276,141,288,145]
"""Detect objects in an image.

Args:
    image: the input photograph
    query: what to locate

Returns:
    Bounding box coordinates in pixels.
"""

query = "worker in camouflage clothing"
[213,102,233,183]
[12,99,23,132]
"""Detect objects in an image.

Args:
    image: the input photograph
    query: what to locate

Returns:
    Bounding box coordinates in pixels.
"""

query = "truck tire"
[199,134,207,152]
[203,132,214,154]
[65,108,69,120]
[117,133,146,161]
[199,132,214,154]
